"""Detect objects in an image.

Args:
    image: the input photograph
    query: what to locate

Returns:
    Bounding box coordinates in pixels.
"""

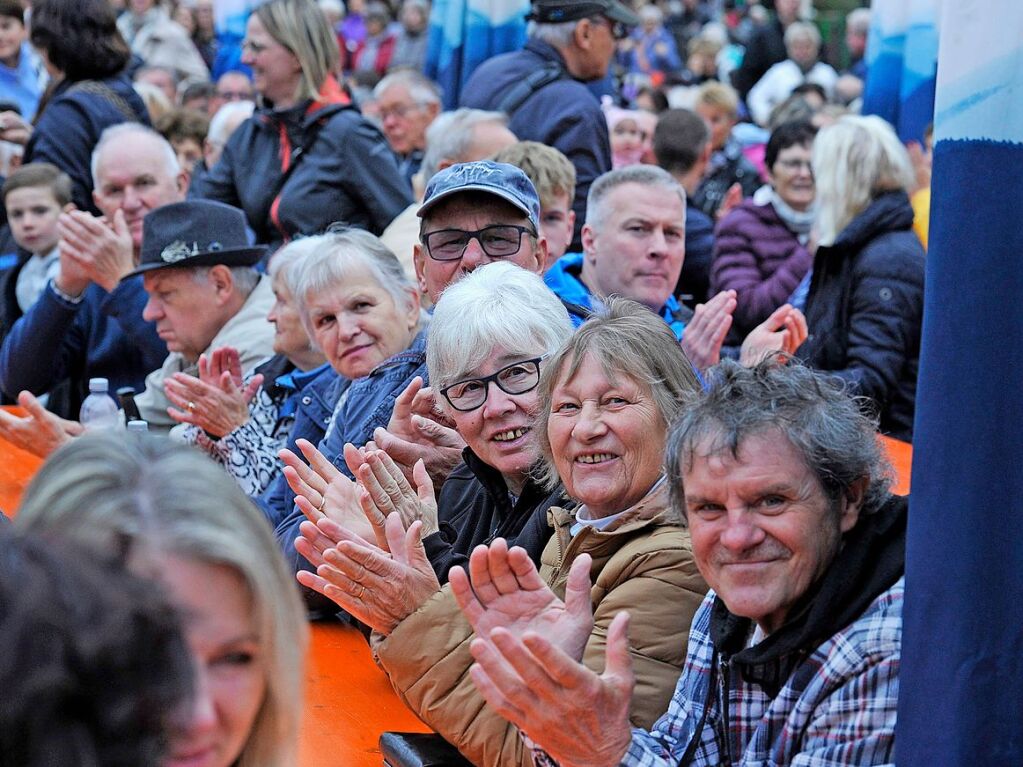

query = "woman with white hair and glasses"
[15,433,308,767]
[293,270,709,766]
[797,115,925,442]
[194,0,411,248]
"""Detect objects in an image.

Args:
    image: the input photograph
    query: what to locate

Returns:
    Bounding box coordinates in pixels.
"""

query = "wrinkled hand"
[680,289,737,371]
[296,513,441,635]
[281,438,384,549]
[739,303,808,366]
[346,377,465,489]
[57,209,134,293]
[0,391,84,458]
[468,611,635,767]
[201,347,245,390]
[451,539,594,663]
[164,370,261,436]
[354,448,439,536]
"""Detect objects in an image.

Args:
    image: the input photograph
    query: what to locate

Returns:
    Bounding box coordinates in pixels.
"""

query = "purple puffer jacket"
[710,199,812,338]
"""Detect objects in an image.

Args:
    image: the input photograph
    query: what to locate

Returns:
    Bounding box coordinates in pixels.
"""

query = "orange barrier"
[0,413,912,766]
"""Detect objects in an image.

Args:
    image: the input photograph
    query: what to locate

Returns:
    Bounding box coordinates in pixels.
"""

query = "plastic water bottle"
[79,377,120,431]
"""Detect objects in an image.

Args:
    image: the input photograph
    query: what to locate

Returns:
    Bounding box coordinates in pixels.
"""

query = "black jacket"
[798,190,925,441]
[195,80,412,248]
[460,39,611,250]
[423,448,571,582]
[23,76,150,215]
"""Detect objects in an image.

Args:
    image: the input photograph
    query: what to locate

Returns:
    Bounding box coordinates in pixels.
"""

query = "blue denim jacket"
[262,330,429,611]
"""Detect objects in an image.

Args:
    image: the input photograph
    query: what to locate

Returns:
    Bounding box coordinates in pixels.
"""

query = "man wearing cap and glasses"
[0,199,274,456]
[460,0,639,252]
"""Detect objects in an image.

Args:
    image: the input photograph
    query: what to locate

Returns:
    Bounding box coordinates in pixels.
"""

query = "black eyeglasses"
[592,16,629,40]
[441,358,543,412]
[422,225,536,262]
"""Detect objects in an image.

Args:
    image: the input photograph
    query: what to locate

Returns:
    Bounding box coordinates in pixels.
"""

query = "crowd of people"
[0,0,927,765]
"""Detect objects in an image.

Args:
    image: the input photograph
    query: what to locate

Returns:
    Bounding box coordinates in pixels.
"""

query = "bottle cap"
[88,377,110,393]
[127,420,149,433]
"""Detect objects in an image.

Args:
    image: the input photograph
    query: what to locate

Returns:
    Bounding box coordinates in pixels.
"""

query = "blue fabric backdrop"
[425,0,529,108]
[897,2,1023,763]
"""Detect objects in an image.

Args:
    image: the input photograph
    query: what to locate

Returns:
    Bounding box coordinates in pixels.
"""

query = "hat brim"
[124,246,267,279]
[417,184,535,228]
[605,1,640,26]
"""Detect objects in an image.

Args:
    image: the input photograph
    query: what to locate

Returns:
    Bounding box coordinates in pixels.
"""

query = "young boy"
[0,0,45,122]
[2,163,73,320]
[493,141,576,272]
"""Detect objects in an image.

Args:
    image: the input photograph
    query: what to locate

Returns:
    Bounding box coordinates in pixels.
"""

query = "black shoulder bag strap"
[495,62,564,115]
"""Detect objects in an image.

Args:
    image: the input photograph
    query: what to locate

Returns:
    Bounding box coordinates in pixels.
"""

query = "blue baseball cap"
[417,161,541,232]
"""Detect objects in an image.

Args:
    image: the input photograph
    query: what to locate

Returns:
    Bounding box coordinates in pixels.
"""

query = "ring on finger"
[318,496,327,513]
[187,401,196,412]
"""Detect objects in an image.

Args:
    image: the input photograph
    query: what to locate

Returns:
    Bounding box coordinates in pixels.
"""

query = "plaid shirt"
[621,577,903,766]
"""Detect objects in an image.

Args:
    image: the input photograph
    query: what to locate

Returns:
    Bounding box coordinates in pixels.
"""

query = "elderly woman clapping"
[297,288,709,766]
[168,238,329,495]
[290,261,574,580]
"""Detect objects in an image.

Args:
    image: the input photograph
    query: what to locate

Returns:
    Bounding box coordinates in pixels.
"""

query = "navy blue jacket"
[0,277,166,418]
[798,191,925,441]
[677,200,716,307]
[257,331,428,612]
[195,85,412,248]
[460,40,611,250]
[23,76,150,215]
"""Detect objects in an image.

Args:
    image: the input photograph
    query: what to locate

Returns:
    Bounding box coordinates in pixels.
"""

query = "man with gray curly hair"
[460,358,906,767]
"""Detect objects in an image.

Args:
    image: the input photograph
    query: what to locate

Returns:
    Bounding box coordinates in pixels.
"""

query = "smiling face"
[414,193,544,303]
[93,132,186,251]
[305,263,420,379]
[240,14,302,109]
[160,555,265,767]
[547,353,667,518]
[581,182,685,312]
[683,429,862,635]
[768,142,815,212]
[441,347,545,493]
[5,185,65,255]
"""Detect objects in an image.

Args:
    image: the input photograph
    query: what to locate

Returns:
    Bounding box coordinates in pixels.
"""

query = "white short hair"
[91,123,179,188]
[426,261,573,389]
[207,100,256,147]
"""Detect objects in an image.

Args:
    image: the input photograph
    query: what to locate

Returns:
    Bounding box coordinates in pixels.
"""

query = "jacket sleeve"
[191,126,244,208]
[332,117,414,234]
[580,533,706,729]
[822,239,925,407]
[25,99,100,213]
[711,210,811,333]
[0,283,88,398]
[376,535,708,766]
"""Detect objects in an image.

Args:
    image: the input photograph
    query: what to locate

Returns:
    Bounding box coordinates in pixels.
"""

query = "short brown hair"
[0,0,24,23]
[493,141,576,208]
[2,162,72,207]
[155,108,210,146]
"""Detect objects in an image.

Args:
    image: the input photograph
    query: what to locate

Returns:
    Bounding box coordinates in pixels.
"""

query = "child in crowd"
[493,141,576,271]
[2,163,72,317]
[0,0,45,122]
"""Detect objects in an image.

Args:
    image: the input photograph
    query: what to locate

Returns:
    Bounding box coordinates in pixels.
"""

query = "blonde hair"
[493,141,576,209]
[812,115,913,245]
[256,0,340,102]
[16,434,308,767]
[695,81,739,119]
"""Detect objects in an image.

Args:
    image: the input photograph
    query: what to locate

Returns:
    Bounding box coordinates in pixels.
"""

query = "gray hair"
[420,108,509,184]
[664,357,894,522]
[784,20,821,51]
[91,123,180,188]
[190,265,261,298]
[15,433,308,767]
[812,114,913,245]
[292,229,423,339]
[585,165,686,233]
[207,99,255,147]
[528,20,578,48]
[535,298,702,490]
[267,236,320,294]
[639,4,663,24]
[846,7,871,35]
[373,69,442,106]
[427,261,572,390]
